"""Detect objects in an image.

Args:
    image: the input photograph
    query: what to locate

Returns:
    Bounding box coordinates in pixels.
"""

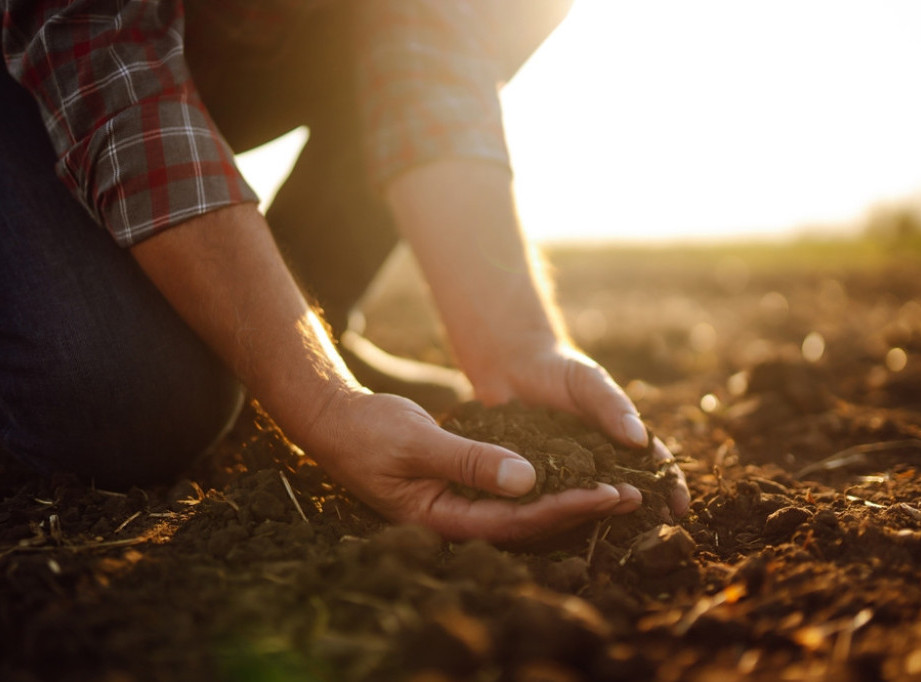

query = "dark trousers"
[0,68,244,488]
[0,0,572,488]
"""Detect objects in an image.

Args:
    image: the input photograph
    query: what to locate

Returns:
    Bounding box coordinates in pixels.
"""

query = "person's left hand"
[469,339,691,518]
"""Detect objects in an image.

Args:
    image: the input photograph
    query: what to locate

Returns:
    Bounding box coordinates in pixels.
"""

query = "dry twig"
[279,469,310,524]
[113,511,142,534]
[1,535,153,558]
[797,439,921,478]
[585,521,602,566]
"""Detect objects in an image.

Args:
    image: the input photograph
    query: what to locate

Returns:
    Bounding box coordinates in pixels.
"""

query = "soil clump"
[442,400,677,509]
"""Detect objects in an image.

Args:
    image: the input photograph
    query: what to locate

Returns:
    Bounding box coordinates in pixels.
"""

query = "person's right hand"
[298,390,643,543]
[466,339,690,519]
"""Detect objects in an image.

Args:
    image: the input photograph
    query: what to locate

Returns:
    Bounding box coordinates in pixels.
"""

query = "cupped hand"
[301,390,642,543]
[471,341,690,518]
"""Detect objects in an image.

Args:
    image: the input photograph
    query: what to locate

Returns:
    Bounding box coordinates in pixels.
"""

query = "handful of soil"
[441,401,677,506]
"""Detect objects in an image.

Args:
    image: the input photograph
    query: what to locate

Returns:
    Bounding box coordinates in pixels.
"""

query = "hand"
[300,390,643,543]
[383,160,688,520]
[470,339,691,518]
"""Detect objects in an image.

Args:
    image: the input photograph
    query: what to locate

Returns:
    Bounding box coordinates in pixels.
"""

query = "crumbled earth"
[3,240,921,682]
[442,400,677,509]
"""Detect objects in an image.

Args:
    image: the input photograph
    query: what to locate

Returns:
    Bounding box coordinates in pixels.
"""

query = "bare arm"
[130,203,638,540]
[386,159,690,516]
[131,204,356,432]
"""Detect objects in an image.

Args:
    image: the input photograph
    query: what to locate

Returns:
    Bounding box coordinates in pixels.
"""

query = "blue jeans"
[0,69,244,488]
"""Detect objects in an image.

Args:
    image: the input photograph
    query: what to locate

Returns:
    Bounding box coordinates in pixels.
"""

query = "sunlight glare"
[236,127,308,212]
[501,0,921,243]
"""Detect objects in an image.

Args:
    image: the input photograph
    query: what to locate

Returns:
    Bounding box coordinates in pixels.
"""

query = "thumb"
[418,429,537,497]
[564,358,649,448]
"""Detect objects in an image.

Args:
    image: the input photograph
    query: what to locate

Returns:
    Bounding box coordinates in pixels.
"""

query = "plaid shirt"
[1,0,509,247]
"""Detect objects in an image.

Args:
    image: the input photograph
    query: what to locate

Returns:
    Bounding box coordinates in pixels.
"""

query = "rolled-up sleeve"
[354,0,511,188]
[1,0,257,247]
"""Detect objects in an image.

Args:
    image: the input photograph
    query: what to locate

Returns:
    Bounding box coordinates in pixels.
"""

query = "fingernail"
[622,413,649,448]
[614,483,642,507]
[594,485,623,512]
[497,459,536,496]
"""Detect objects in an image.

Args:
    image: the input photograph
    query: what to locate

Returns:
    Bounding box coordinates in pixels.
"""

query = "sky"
[237,0,921,244]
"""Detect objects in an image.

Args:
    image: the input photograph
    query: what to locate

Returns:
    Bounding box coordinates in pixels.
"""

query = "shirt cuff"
[355,1,511,189]
[58,88,258,248]
[366,88,511,188]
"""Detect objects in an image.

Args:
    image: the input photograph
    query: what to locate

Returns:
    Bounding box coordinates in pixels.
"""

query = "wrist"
[242,308,370,458]
[464,330,569,405]
[279,379,371,463]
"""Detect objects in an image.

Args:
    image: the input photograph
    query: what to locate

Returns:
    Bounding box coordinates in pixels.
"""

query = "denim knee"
[0,334,244,490]
[0,66,244,489]
[0,188,245,489]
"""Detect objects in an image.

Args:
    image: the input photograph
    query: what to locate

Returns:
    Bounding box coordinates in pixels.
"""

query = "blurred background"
[237,0,921,245]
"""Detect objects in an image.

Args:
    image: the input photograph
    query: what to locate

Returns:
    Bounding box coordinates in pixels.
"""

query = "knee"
[1,330,244,490]
[530,0,575,42]
[491,0,576,81]
[546,0,575,27]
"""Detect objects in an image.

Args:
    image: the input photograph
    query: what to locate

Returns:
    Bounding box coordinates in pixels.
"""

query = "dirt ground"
[3,239,921,682]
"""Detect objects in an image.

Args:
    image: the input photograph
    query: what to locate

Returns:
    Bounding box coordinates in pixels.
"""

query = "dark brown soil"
[442,400,676,508]
[3,241,921,682]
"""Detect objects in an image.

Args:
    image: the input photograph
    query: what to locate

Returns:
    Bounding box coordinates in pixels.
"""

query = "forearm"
[385,159,567,392]
[129,203,364,448]
[383,159,689,512]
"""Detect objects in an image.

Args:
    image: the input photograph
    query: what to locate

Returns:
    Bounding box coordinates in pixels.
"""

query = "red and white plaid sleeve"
[1,0,257,247]
[355,0,511,188]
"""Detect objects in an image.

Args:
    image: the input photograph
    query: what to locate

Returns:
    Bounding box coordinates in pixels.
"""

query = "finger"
[407,425,538,498]
[565,359,649,448]
[652,437,690,517]
[423,483,642,543]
